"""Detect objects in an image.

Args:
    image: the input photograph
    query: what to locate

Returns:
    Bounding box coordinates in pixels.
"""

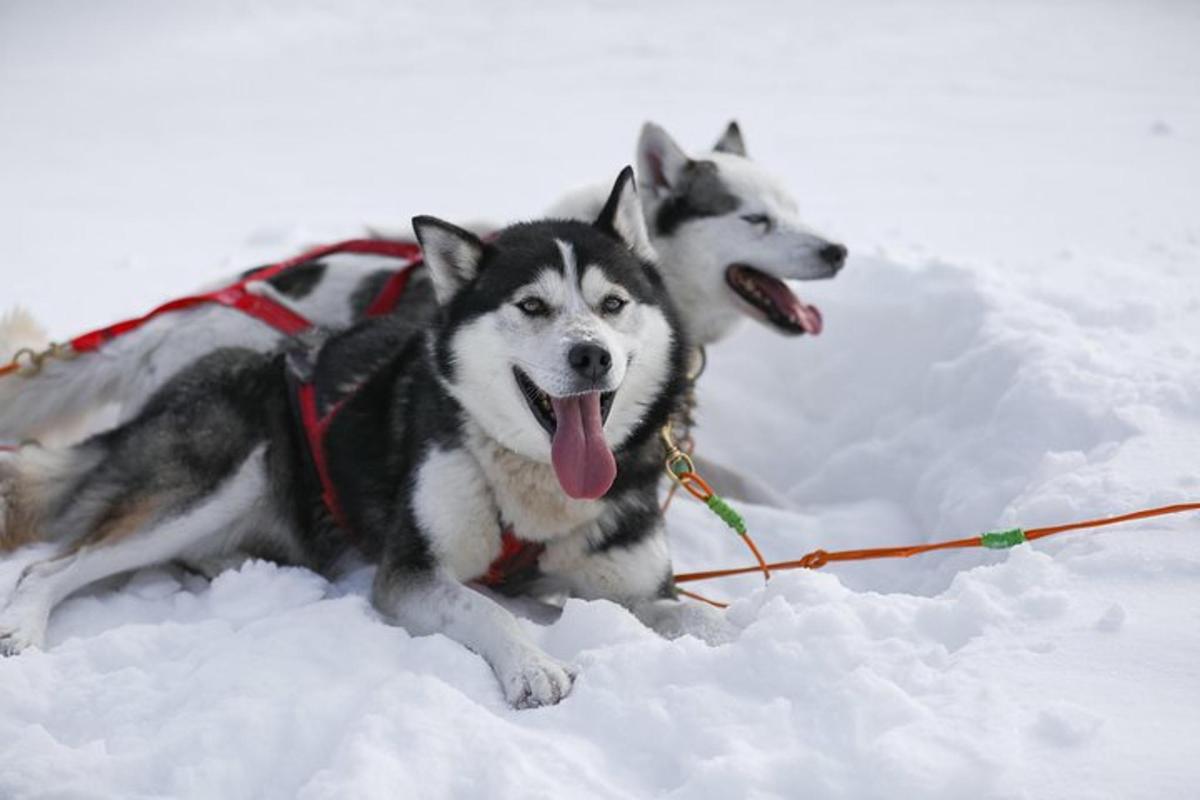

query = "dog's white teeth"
[741,279,768,305]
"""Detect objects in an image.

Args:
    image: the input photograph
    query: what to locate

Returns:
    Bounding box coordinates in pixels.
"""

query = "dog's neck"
[461,422,607,543]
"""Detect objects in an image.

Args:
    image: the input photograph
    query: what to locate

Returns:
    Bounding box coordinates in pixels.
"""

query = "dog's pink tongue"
[550,393,617,500]
[759,277,823,335]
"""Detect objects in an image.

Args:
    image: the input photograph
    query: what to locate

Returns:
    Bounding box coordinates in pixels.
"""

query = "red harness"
[53,238,539,587]
[67,239,423,354]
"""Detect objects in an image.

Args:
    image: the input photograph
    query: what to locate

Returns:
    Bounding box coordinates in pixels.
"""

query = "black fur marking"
[594,165,637,241]
[238,265,266,280]
[236,260,328,298]
[266,261,327,299]
[348,269,395,316]
[321,340,455,568]
[590,500,660,553]
[713,120,747,157]
[654,160,741,237]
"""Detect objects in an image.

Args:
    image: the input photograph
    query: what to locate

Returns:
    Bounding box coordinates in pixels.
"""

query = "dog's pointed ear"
[637,122,690,197]
[412,216,485,304]
[595,166,656,263]
[713,120,747,157]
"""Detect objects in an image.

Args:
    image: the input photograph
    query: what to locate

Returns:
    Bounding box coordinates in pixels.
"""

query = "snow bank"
[3,1,1199,798]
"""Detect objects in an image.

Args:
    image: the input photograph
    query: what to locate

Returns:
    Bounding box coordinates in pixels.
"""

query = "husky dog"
[0,170,731,708]
[0,121,844,444]
[550,121,842,345]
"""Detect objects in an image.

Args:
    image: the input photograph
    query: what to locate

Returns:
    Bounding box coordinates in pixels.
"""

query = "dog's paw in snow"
[0,618,44,656]
[0,590,49,656]
[635,598,740,645]
[498,649,575,709]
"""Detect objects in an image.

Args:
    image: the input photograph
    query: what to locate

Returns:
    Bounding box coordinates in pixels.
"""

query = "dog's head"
[414,168,683,501]
[637,121,846,344]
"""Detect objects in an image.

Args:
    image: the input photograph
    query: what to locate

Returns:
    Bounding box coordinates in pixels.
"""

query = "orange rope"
[739,524,772,580]
[674,501,1200,585]
[671,466,772,582]
[675,587,729,609]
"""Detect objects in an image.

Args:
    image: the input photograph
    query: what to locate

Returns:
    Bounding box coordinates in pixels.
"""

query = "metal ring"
[10,347,45,376]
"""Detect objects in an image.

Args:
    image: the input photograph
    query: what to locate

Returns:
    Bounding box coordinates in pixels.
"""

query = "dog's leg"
[378,445,574,707]
[0,448,266,655]
[545,519,739,646]
[372,564,574,709]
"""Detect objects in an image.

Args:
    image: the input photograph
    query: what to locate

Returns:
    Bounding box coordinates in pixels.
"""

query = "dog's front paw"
[498,649,575,709]
[0,620,44,657]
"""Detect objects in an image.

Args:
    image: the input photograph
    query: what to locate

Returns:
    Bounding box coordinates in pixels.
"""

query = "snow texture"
[2,1,1200,798]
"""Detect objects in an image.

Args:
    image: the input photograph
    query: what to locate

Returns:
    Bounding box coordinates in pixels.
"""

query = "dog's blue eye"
[600,295,627,314]
[516,297,549,316]
[741,213,772,231]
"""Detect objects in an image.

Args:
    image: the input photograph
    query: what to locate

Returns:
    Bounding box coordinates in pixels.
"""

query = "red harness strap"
[365,267,420,317]
[67,239,424,354]
[479,531,546,588]
[294,380,355,533]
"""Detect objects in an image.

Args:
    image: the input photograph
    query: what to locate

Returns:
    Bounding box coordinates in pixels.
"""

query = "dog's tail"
[0,307,121,444]
[0,442,103,552]
[0,307,49,362]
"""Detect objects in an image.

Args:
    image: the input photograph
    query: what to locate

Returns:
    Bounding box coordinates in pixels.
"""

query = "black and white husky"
[0,170,732,708]
[0,121,844,444]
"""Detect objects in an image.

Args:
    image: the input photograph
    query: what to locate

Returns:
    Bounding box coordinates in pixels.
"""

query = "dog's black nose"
[819,243,848,271]
[568,343,612,381]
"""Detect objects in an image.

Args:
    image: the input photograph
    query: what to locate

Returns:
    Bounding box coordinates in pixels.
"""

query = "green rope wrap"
[980,527,1026,549]
[706,494,747,535]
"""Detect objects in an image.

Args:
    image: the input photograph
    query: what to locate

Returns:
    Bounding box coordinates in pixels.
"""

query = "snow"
[3,1,1200,797]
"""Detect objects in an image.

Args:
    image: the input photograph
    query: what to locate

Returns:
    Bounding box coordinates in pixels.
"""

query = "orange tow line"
[672,497,1200,608]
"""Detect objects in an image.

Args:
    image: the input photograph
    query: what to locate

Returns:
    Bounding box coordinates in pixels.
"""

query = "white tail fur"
[0,307,50,363]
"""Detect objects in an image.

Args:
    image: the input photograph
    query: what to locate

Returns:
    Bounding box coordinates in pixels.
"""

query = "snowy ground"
[2,1,1200,798]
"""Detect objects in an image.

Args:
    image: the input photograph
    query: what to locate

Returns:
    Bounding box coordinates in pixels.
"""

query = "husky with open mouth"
[551,120,843,345]
[0,169,731,707]
[0,122,845,447]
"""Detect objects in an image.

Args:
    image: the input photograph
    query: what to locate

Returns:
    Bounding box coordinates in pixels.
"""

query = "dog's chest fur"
[466,429,604,543]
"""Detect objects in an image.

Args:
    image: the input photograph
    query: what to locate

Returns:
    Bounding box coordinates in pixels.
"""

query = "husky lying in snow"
[0,170,733,708]
[0,122,844,458]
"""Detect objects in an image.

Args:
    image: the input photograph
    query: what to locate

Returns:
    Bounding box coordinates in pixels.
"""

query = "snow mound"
[3,247,1198,799]
[697,253,1200,595]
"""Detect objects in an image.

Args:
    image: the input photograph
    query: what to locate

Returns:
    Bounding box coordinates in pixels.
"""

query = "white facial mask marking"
[444,250,674,463]
[556,240,586,316]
